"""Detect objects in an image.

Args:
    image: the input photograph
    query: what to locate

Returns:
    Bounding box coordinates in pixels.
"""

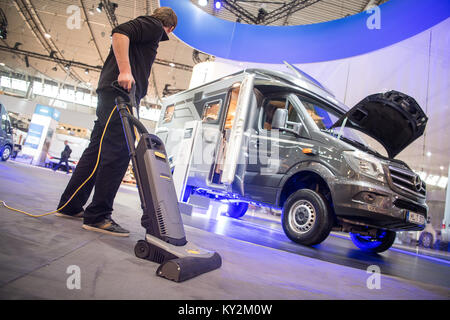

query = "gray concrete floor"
[0,160,449,299]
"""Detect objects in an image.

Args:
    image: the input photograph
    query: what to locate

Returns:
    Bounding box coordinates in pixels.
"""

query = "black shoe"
[55,210,84,220]
[82,218,130,237]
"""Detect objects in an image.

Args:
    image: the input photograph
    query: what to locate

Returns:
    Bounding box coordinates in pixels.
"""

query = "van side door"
[244,94,312,204]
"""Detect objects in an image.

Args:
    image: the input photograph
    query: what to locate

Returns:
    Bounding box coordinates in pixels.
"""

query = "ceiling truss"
[13,0,85,84]
[220,0,324,25]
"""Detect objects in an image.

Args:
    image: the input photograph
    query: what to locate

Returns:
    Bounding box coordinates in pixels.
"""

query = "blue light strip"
[160,0,450,63]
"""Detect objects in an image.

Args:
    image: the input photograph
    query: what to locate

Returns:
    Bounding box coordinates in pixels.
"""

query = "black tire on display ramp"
[282,189,333,246]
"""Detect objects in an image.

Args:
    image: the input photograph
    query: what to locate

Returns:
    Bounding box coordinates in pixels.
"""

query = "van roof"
[164,67,348,111]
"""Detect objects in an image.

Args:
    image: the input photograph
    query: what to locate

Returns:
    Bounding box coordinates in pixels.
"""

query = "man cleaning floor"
[55,7,178,237]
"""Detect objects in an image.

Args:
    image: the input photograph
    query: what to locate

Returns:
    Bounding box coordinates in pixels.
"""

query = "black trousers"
[54,158,70,173]
[57,88,131,224]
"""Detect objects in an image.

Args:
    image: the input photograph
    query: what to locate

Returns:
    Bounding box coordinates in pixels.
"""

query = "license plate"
[407,211,425,225]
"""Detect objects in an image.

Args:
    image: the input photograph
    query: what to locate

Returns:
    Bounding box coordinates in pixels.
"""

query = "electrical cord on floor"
[0,106,119,218]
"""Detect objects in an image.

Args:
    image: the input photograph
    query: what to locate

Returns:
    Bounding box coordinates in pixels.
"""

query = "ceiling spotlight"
[198,0,208,6]
[169,62,175,68]
[64,64,70,71]
[44,33,51,39]
[96,2,103,13]
[426,151,432,157]
[440,166,444,170]
[214,0,222,10]
[52,66,57,71]
[84,69,89,75]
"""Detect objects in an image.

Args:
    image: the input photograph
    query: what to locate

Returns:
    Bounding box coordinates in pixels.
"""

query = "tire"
[1,145,11,161]
[134,240,150,259]
[225,202,248,219]
[281,189,333,246]
[350,230,396,253]
[419,232,433,249]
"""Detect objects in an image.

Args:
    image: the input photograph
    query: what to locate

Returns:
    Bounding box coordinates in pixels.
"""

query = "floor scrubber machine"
[112,82,222,282]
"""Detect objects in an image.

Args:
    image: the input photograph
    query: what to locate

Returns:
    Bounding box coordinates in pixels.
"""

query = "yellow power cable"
[0,105,120,218]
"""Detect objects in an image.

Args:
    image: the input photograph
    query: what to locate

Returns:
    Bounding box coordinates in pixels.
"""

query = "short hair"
[152,7,177,29]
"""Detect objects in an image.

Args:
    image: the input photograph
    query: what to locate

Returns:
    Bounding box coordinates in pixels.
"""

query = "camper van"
[156,68,428,253]
[0,103,14,161]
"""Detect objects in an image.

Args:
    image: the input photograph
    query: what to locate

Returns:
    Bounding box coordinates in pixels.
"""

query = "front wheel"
[282,189,333,246]
[350,230,396,253]
[1,145,11,161]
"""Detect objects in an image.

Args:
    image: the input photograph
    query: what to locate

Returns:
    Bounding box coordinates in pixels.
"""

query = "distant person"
[53,140,71,174]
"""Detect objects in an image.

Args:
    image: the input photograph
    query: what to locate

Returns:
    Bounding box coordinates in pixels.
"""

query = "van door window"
[202,100,221,124]
[286,100,302,130]
[224,86,240,129]
[163,105,174,123]
[261,97,304,134]
[262,99,285,130]
[298,98,332,130]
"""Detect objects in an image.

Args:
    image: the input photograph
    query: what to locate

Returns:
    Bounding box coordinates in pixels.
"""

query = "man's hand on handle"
[118,72,135,92]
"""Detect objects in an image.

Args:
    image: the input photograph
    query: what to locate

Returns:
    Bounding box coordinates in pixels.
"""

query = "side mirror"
[272,108,287,130]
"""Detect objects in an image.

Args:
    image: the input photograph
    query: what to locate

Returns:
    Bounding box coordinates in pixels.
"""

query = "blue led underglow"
[159,0,450,63]
[350,231,387,251]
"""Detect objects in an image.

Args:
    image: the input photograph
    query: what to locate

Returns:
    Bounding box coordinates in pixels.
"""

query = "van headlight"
[343,150,385,182]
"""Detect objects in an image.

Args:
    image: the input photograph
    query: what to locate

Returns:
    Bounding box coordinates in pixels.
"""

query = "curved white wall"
[190,18,450,179]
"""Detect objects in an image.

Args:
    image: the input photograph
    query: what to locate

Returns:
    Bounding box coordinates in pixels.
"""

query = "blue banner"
[160,0,450,63]
[23,123,44,149]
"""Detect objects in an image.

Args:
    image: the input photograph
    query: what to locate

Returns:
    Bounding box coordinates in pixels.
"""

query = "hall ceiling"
[0,0,388,103]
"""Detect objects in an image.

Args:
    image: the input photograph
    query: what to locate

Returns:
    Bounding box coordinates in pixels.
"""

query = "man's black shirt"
[96,16,169,102]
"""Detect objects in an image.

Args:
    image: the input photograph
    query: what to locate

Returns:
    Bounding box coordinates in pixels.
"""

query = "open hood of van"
[331,91,428,158]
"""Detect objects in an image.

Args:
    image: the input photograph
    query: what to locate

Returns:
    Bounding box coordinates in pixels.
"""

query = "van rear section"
[156,73,255,199]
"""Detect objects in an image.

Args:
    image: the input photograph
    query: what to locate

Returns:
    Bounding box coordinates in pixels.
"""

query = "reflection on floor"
[183,206,450,289]
[0,160,449,299]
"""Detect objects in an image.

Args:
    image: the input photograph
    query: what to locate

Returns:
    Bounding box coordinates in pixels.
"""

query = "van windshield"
[298,97,380,154]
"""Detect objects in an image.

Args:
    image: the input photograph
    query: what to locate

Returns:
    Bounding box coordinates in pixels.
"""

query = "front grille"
[387,165,426,198]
